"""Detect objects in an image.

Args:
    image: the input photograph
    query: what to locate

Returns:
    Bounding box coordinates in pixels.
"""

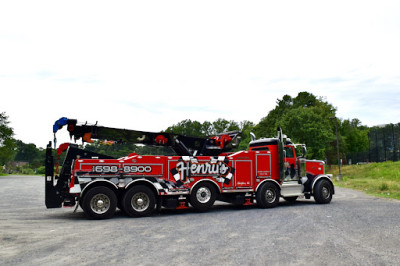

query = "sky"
[1,0,400,148]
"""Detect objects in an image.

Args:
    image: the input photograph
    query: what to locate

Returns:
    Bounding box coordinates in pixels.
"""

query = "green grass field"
[329,161,400,200]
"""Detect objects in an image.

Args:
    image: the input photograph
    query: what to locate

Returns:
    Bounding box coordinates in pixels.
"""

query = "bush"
[37,166,46,175]
[21,165,35,175]
[379,182,389,191]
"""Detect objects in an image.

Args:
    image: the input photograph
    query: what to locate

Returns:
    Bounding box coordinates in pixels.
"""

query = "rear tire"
[123,185,156,217]
[82,186,117,220]
[314,179,333,204]
[190,182,217,211]
[256,182,280,208]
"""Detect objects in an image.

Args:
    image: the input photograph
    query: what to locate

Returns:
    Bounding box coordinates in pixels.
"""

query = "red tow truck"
[45,118,334,219]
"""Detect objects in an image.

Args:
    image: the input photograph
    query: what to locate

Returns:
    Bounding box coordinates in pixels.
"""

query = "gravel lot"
[1,175,400,265]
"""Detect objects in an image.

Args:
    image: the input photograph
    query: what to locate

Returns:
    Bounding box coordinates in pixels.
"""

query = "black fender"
[311,174,335,195]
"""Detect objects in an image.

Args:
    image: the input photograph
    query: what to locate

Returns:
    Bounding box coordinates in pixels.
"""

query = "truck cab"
[248,135,333,201]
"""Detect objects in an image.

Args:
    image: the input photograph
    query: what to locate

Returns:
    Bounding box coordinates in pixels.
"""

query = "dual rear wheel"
[81,183,219,219]
[122,185,156,217]
[81,185,156,219]
[81,186,117,220]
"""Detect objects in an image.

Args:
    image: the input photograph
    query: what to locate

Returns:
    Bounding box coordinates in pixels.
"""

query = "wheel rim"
[131,192,150,212]
[90,193,111,214]
[264,188,276,203]
[196,187,211,203]
[322,186,330,199]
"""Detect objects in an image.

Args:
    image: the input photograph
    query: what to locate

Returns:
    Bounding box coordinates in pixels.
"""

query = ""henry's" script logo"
[176,160,230,177]
[170,157,234,186]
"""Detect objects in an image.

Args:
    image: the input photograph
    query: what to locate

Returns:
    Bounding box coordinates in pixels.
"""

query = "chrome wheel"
[314,179,333,204]
[82,186,117,219]
[322,186,330,199]
[256,182,280,208]
[190,183,217,211]
[123,185,156,217]
[131,192,150,212]
[90,193,111,215]
[196,187,212,203]
[264,188,277,203]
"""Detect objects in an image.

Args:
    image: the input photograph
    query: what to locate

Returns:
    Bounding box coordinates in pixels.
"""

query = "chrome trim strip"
[221,189,253,193]
[164,191,190,195]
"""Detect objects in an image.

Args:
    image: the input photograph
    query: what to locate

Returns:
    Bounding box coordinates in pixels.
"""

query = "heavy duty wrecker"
[45,118,334,219]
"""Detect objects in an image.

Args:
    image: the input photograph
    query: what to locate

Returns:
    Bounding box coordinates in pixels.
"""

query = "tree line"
[0,91,370,174]
[163,92,369,164]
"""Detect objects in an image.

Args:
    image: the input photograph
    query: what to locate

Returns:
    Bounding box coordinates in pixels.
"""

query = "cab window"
[285,147,294,158]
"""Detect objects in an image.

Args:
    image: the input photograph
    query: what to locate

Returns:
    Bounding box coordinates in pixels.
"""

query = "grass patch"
[330,161,400,200]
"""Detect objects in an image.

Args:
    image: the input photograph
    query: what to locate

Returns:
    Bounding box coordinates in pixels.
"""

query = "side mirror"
[301,145,307,157]
[250,132,256,141]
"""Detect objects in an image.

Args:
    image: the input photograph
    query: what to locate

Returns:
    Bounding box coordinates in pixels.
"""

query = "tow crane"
[45,118,334,219]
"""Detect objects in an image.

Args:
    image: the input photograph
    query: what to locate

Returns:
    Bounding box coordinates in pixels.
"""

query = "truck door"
[255,152,271,179]
[234,160,253,188]
[284,146,298,181]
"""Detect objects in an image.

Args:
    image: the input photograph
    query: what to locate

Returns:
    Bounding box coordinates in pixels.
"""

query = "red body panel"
[72,149,283,194]
[72,143,325,195]
[306,160,325,176]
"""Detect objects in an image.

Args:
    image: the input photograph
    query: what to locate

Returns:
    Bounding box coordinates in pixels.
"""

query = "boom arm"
[53,118,241,156]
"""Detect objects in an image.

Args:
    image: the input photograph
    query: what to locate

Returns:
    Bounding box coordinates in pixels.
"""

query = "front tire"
[82,186,117,220]
[190,182,217,211]
[256,182,280,208]
[314,179,333,204]
[123,185,156,217]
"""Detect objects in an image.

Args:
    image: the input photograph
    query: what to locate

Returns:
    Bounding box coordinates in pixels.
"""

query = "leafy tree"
[253,94,294,138]
[280,107,335,159]
[340,119,369,154]
[14,140,46,169]
[165,118,252,151]
[200,121,214,136]
[237,120,255,150]
[84,140,175,158]
[253,92,337,160]
[165,118,241,136]
[0,112,16,166]
[165,119,207,137]
[212,119,240,133]
[14,140,40,163]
